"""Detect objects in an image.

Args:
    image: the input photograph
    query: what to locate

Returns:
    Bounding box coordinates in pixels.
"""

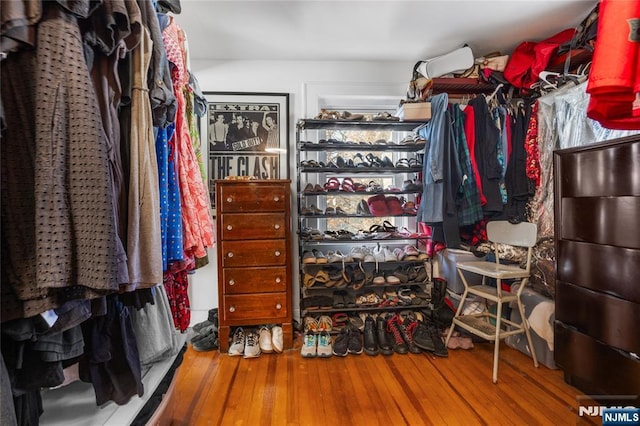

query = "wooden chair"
[444,220,539,383]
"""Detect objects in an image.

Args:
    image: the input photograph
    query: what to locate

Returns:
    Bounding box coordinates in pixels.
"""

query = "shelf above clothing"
[297,119,426,131]
[298,142,425,152]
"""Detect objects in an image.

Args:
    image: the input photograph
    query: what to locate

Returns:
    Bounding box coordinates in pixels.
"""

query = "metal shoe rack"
[295,118,434,325]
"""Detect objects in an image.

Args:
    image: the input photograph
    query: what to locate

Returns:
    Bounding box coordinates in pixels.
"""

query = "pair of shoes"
[228,327,261,358]
[332,326,364,356]
[301,330,332,358]
[386,313,421,354]
[191,308,219,334]
[415,319,448,357]
[258,324,284,353]
[192,325,219,352]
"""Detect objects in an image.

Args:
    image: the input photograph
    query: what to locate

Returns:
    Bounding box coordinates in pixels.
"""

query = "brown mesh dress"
[1,0,119,320]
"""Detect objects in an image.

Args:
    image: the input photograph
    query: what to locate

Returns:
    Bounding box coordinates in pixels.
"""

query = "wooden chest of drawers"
[215,180,292,352]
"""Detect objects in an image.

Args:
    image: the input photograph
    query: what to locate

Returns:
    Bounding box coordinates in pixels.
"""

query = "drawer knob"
[226,197,233,203]
[275,303,282,310]
[274,250,281,257]
[226,225,233,231]
[229,279,235,286]
[275,277,281,284]
[274,196,280,202]
[227,252,234,258]
[274,224,280,230]
[229,306,236,313]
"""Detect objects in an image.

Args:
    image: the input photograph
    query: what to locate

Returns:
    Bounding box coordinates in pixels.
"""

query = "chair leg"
[517,298,539,368]
[492,301,503,384]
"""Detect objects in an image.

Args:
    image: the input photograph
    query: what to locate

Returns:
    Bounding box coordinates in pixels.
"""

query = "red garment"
[525,102,541,187]
[163,268,190,332]
[587,0,640,129]
[504,29,575,89]
[463,105,487,205]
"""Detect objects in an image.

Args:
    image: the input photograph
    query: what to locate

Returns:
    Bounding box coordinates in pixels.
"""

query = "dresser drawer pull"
[226,225,233,231]
[229,306,236,313]
[228,279,235,286]
[274,250,281,257]
[227,252,234,258]
[226,196,233,203]
[275,303,282,310]
[275,277,281,284]
[273,196,280,202]
[274,224,280,230]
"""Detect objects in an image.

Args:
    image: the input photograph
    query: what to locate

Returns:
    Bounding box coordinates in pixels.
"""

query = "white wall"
[187,59,411,325]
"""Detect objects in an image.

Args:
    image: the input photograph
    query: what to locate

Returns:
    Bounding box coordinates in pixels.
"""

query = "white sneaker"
[300,333,317,358]
[259,326,273,353]
[316,331,333,358]
[228,327,245,356]
[244,330,261,358]
[271,325,284,353]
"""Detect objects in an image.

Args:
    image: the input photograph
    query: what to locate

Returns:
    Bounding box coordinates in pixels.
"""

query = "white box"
[435,248,486,294]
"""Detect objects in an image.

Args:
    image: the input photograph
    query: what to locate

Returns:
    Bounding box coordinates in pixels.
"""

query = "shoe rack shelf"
[295,118,433,321]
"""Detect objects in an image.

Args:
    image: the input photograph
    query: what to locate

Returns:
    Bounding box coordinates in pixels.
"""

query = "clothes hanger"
[485,83,504,105]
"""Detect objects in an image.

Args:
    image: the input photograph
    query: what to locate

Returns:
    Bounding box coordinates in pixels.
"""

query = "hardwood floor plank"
[172,338,598,426]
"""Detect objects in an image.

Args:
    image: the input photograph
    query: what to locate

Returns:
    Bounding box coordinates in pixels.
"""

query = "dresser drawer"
[219,184,287,213]
[220,240,287,267]
[222,266,288,294]
[222,293,288,322]
[220,213,287,240]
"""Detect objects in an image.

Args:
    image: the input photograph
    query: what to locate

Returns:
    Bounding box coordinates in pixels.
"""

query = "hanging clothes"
[469,96,504,215]
[417,93,447,223]
[524,101,541,188]
[162,16,214,260]
[1,0,120,321]
[450,105,483,226]
[463,103,487,206]
[84,0,143,287]
[126,25,163,289]
[504,104,534,223]
[530,82,638,237]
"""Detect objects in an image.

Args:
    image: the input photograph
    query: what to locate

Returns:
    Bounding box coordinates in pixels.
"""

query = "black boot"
[412,320,435,352]
[363,316,379,356]
[426,319,448,357]
[376,315,394,355]
[399,317,422,354]
[386,314,408,354]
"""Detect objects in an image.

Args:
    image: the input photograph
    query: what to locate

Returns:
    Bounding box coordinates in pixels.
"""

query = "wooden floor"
[172,339,598,426]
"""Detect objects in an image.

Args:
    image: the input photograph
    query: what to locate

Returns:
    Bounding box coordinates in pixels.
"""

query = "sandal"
[382,220,398,232]
[395,158,411,168]
[324,177,340,191]
[341,177,355,192]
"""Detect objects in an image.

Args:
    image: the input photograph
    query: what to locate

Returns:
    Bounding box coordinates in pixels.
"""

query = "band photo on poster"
[200,92,289,209]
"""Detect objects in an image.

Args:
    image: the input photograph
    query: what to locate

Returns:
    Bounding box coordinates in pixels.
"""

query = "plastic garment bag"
[530,82,639,237]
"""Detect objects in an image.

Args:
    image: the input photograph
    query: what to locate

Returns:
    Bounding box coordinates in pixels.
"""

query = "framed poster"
[201,92,290,209]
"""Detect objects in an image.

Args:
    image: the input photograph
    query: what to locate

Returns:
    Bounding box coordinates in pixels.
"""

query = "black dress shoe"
[376,315,394,356]
[363,316,379,356]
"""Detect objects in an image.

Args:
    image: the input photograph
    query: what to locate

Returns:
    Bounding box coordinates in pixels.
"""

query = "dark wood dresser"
[215,179,292,352]
[553,135,640,404]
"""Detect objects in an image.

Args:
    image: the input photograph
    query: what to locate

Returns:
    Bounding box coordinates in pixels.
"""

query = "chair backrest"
[486,221,538,248]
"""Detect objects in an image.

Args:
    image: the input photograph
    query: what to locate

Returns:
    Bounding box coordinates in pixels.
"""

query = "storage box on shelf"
[296,118,433,324]
[215,179,293,352]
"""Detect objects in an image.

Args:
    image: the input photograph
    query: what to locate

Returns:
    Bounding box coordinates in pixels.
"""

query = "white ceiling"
[175,0,597,62]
